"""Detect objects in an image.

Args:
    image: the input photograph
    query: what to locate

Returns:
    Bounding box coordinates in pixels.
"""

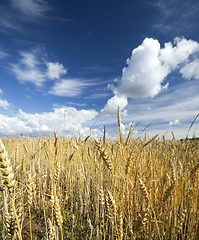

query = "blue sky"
[0,0,199,139]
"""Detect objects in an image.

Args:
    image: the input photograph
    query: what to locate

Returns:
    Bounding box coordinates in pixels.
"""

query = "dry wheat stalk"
[171,131,176,140]
[27,174,33,207]
[125,127,132,145]
[143,134,159,148]
[27,173,33,240]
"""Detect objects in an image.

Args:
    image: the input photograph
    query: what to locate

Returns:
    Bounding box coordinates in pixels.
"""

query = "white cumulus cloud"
[0,100,10,110]
[0,107,99,137]
[169,119,180,126]
[180,58,199,80]
[102,37,199,114]
[101,95,128,114]
[46,62,67,80]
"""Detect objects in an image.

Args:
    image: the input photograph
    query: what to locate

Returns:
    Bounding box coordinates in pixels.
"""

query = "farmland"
[0,109,199,239]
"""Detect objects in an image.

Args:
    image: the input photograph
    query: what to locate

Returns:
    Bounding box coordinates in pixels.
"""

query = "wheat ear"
[162,183,176,203]
[138,177,150,208]
[117,106,123,154]
[117,212,123,240]
[0,139,22,240]
[5,210,17,239]
[48,218,56,240]
[105,190,116,222]
[54,196,63,240]
[95,139,113,172]
[125,151,134,175]
[143,134,159,147]
[133,209,149,233]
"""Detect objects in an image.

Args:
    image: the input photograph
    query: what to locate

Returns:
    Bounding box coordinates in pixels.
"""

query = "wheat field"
[0,108,199,239]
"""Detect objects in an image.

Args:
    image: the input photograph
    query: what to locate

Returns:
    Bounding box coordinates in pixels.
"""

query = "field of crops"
[0,108,199,239]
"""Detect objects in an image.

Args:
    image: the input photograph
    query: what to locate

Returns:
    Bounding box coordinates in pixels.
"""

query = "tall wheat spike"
[117,106,123,144]
[54,131,58,167]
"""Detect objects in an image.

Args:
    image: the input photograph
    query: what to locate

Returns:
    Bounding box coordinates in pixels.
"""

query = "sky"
[0,0,199,140]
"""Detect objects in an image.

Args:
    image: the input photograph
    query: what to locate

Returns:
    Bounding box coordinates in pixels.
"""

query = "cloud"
[0,3,23,33]
[10,0,50,18]
[86,92,111,99]
[0,0,49,34]
[0,106,99,137]
[180,58,199,80]
[46,62,67,80]
[159,37,199,69]
[101,95,128,114]
[0,89,11,110]
[102,37,199,114]
[10,51,45,86]
[49,79,91,97]
[0,100,10,110]
[169,119,180,126]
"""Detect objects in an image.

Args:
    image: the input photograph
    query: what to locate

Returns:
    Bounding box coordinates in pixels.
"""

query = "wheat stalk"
[27,173,33,240]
